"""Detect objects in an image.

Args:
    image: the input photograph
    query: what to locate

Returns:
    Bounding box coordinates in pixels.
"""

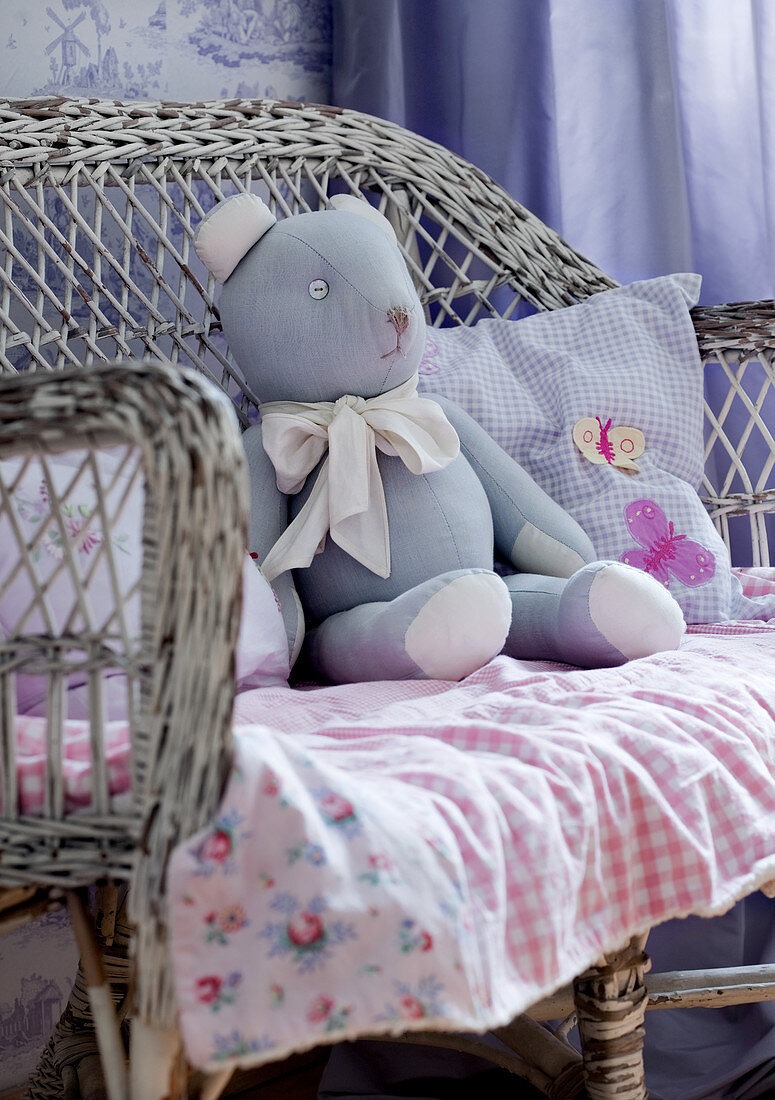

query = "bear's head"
[194,193,426,404]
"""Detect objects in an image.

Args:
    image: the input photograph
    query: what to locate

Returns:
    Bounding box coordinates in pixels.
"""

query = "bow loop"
[259,374,459,581]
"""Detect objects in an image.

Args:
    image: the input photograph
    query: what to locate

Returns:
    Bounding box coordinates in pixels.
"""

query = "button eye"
[308,279,329,299]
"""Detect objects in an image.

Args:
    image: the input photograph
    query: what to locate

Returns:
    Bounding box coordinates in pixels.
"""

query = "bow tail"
[329,446,391,578]
[261,459,332,582]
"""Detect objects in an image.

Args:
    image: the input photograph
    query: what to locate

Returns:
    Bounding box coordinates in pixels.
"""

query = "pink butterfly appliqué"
[620,499,715,588]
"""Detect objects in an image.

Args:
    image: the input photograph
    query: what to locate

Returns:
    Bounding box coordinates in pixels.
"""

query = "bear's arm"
[242,422,305,665]
[425,393,596,578]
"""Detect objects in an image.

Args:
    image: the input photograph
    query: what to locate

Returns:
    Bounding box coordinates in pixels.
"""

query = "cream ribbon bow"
[259,374,460,581]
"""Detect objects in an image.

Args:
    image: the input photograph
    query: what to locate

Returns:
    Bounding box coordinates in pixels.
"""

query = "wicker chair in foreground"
[0,97,774,1100]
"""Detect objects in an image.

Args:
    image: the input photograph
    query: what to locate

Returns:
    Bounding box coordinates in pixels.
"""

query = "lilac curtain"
[333,0,775,308]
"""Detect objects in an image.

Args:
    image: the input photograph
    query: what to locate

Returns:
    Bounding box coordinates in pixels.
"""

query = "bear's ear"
[194,193,276,282]
[329,194,398,242]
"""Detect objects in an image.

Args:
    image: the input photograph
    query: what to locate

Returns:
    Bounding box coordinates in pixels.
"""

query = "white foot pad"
[405,573,512,680]
[588,563,685,660]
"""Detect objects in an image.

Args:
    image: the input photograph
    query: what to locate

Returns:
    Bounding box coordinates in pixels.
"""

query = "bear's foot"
[502,562,685,667]
[578,561,686,664]
[305,569,512,684]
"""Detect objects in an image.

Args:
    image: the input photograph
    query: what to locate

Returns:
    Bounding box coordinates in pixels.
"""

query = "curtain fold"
[333,0,775,306]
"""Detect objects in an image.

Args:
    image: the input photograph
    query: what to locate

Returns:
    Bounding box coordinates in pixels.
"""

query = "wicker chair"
[0,97,774,1100]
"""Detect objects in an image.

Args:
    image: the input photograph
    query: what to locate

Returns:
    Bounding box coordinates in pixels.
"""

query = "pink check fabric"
[5,715,131,815]
[166,569,775,1073]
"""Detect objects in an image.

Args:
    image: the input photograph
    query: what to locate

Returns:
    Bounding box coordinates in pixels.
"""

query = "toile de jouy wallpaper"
[0,911,76,1091]
[0,2,332,1087]
[0,0,332,103]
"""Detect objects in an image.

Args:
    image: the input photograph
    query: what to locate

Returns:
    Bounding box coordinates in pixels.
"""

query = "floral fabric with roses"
[169,575,775,1073]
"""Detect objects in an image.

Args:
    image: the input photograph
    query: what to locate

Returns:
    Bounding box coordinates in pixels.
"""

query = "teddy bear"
[193,192,685,684]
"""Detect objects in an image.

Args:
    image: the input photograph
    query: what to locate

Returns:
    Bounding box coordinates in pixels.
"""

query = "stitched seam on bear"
[504,584,562,596]
[420,474,464,568]
[282,231,420,318]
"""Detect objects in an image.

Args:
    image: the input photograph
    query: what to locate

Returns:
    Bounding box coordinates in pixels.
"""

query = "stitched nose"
[387,306,410,335]
[382,306,411,359]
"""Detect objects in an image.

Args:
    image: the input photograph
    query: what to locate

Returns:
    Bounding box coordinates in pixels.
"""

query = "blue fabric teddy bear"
[194,193,684,683]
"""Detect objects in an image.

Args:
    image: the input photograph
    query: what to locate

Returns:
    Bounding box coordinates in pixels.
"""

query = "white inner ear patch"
[194,192,276,283]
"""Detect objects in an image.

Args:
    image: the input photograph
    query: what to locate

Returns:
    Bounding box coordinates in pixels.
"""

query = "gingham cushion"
[418,274,740,623]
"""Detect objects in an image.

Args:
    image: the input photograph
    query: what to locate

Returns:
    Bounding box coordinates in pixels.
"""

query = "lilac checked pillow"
[418,274,762,624]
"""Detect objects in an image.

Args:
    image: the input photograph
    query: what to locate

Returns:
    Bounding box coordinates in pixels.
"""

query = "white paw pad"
[588,563,685,659]
[404,573,512,680]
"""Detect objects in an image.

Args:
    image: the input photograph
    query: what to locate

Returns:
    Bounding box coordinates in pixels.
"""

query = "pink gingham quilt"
[9,572,775,1071]
[159,569,775,1072]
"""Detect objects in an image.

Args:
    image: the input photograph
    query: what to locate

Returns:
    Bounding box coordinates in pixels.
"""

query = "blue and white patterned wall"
[1,0,332,103]
[0,911,76,1092]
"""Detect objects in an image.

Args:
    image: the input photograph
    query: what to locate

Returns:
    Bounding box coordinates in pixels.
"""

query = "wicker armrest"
[691,300,775,358]
[690,302,775,565]
[0,361,248,1022]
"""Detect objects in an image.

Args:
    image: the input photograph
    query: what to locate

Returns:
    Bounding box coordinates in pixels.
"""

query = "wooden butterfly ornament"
[573,416,645,472]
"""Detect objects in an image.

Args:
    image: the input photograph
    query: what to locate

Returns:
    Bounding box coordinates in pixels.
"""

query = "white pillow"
[235,556,290,690]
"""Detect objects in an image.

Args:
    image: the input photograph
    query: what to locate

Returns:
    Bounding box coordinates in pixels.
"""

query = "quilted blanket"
[167,571,775,1073]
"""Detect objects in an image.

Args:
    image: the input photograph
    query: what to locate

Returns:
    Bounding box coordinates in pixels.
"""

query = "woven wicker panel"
[701,351,775,565]
[0,444,142,831]
[0,447,142,639]
[0,364,244,915]
[0,98,620,423]
[0,362,246,1029]
[0,166,246,405]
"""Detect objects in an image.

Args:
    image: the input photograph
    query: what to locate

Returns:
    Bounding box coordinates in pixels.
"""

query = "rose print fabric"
[168,570,775,1073]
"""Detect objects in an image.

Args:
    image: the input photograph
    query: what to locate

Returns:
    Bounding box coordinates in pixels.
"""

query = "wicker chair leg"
[572,936,649,1099]
[26,887,131,1100]
[129,1022,186,1100]
[25,1036,64,1100]
[66,890,128,1100]
[195,1069,236,1100]
[491,1016,584,1098]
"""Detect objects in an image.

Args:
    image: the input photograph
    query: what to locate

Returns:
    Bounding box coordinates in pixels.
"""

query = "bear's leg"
[305,569,512,684]
[503,561,685,667]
